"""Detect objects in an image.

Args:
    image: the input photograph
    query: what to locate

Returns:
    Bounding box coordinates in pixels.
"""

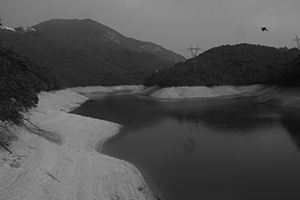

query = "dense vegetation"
[276,54,300,86]
[0,43,62,126]
[144,44,300,87]
[0,19,184,87]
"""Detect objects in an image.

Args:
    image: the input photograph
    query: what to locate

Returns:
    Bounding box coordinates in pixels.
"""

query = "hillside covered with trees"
[144,44,300,87]
[276,54,300,86]
[0,42,62,127]
[0,19,185,87]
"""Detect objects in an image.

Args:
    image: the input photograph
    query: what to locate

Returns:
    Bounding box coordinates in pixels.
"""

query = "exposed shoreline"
[252,86,300,108]
[134,84,266,100]
[134,85,300,109]
[1,84,299,200]
[0,89,154,200]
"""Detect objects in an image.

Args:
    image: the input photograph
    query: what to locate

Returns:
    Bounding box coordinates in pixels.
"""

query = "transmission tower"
[293,35,300,49]
[187,44,201,58]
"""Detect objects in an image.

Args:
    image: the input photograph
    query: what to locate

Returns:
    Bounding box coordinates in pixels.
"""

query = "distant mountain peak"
[32,18,185,62]
[0,18,186,87]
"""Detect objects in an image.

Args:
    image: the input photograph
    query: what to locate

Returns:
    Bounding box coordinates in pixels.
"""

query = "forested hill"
[34,19,185,63]
[0,43,62,126]
[144,44,300,87]
[0,19,185,87]
[276,54,300,86]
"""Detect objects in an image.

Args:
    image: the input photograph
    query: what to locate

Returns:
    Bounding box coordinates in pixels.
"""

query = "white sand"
[135,85,300,109]
[253,86,300,108]
[136,85,265,99]
[69,84,265,100]
[0,89,154,200]
[70,85,144,95]
[140,85,300,109]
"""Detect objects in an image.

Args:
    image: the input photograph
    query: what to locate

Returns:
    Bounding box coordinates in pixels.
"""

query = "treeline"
[277,54,300,86]
[144,44,300,87]
[0,43,62,126]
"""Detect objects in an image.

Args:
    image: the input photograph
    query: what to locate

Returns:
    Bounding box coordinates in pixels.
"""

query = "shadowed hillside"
[0,19,185,87]
[276,54,300,86]
[144,44,300,87]
[0,43,62,126]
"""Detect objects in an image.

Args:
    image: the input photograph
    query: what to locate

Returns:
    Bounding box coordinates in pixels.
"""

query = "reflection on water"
[179,126,196,154]
[280,109,300,151]
[72,93,166,133]
[72,94,300,200]
[160,97,279,133]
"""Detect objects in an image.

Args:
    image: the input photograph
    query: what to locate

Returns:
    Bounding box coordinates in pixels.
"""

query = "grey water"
[71,93,300,200]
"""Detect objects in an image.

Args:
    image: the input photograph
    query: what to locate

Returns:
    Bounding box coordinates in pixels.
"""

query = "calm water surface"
[72,93,300,200]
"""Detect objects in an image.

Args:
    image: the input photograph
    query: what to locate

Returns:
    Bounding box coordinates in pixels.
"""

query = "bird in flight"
[261,27,269,32]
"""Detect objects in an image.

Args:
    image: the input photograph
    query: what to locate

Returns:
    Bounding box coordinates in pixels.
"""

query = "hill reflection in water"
[72,93,166,133]
[280,109,300,151]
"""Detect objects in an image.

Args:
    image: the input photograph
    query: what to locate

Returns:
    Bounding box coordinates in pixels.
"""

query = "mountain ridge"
[32,18,185,62]
[0,18,184,86]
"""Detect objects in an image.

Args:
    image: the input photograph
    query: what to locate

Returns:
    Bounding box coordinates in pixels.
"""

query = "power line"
[293,35,300,49]
[187,44,201,58]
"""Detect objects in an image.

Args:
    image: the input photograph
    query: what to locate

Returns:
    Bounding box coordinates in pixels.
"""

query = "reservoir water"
[72,93,300,200]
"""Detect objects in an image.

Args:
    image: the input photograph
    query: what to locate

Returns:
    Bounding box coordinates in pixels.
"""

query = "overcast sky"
[1,0,299,58]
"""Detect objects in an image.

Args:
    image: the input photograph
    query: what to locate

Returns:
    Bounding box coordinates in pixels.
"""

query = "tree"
[0,44,42,153]
[0,47,39,127]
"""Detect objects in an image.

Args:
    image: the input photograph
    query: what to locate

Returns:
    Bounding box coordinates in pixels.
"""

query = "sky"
[1,0,300,58]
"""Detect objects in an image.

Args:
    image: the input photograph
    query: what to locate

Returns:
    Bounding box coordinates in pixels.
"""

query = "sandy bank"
[70,85,144,95]
[136,84,265,99]
[135,85,300,109]
[0,89,154,200]
[253,86,300,108]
